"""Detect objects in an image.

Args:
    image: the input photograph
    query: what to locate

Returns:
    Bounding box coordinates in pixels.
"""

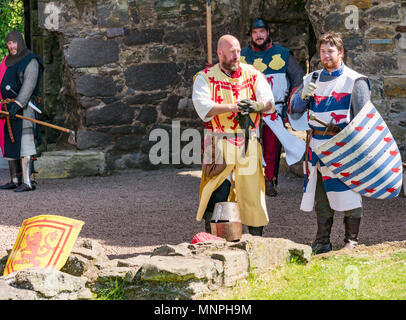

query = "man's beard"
[252,36,271,50]
[321,57,341,71]
[221,59,240,73]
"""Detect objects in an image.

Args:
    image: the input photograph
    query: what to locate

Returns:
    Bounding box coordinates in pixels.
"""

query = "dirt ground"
[0,167,404,260]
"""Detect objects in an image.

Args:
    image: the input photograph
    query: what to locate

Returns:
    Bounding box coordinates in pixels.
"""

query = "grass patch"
[204,249,406,300]
[94,280,127,300]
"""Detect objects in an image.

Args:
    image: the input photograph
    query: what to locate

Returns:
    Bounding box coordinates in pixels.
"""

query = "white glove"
[300,82,317,101]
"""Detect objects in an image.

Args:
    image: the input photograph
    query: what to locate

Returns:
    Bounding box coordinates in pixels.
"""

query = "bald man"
[192,34,276,236]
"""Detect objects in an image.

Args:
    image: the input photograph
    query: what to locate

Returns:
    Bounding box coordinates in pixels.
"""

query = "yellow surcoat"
[195,63,269,227]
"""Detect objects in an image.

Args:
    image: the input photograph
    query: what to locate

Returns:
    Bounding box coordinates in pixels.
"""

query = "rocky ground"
[0,167,404,260]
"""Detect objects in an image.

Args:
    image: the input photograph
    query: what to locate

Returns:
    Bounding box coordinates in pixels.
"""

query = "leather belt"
[2,99,15,143]
[312,129,338,136]
[304,128,337,180]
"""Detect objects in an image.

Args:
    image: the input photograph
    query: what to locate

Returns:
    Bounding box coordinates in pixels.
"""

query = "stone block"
[211,248,249,287]
[124,63,181,91]
[114,134,142,151]
[163,30,200,45]
[98,0,129,27]
[123,29,164,45]
[86,102,134,126]
[139,256,219,282]
[114,255,151,268]
[106,27,126,38]
[384,76,406,97]
[136,106,158,125]
[96,267,138,284]
[0,280,38,300]
[35,150,106,179]
[1,267,91,300]
[76,130,111,150]
[161,95,180,118]
[125,92,167,105]
[76,74,118,97]
[231,235,312,274]
[152,243,192,257]
[65,38,119,68]
[365,2,401,22]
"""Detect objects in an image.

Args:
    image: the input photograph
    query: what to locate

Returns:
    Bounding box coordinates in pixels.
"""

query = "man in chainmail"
[0,30,43,192]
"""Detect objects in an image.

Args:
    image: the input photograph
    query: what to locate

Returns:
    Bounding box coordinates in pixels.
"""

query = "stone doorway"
[240,0,317,75]
[23,0,65,153]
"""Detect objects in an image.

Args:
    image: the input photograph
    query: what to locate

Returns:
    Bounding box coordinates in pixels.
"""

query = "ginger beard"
[218,37,241,73]
[319,42,343,72]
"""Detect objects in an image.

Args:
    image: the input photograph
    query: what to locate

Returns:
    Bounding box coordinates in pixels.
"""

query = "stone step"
[35,150,106,179]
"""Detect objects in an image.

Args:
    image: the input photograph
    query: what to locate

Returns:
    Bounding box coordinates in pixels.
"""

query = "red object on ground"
[191,232,223,244]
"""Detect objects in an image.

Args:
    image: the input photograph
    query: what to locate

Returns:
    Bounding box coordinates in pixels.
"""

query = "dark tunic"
[0,53,43,159]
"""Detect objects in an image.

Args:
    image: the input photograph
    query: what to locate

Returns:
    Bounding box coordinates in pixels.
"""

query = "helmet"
[249,18,269,33]
[210,202,242,242]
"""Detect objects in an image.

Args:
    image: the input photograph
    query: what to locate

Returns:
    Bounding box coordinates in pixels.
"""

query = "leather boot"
[248,226,263,236]
[203,211,212,233]
[204,219,211,233]
[0,160,19,189]
[343,216,361,249]
[265,179,277,197]
[311,216,333,254]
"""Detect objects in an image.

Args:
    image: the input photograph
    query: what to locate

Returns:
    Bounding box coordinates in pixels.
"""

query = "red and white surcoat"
[192,63,274,227]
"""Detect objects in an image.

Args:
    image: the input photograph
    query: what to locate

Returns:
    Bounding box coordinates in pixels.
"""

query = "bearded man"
[0,30,43,192]
[289,32,371,254]
[192,34,276,236]
[241,18,304,197]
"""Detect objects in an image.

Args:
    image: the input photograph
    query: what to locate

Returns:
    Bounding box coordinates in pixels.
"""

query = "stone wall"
[33,0,405,172]
[0,236,312,300]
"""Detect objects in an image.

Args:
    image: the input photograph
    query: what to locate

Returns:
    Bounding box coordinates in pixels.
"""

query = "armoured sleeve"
[16,58,39,108]
[289,83,308,113]
[351,78,370,118]
[286,54,304,89]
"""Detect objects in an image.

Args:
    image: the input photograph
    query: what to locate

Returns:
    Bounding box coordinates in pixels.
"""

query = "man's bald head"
[217,35,239,51]
[217,35,241,73]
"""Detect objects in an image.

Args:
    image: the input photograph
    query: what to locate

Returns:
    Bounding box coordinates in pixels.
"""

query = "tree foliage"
[0,0,24,59]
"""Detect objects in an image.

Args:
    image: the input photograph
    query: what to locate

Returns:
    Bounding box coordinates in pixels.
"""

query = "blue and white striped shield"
[313,101,403,199]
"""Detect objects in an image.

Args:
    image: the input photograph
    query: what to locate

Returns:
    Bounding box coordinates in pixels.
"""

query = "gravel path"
[0,167,404,260]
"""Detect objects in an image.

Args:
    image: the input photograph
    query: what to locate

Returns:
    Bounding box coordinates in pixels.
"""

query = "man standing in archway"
[241,18,304,196]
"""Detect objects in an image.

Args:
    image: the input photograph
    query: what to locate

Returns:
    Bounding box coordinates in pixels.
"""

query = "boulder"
[211,248,249,287]
[230,234,312,274]
[0,268,92,300]
[35,150,106,179]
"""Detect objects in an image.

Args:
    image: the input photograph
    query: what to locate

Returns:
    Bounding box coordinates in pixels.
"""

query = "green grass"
[95,280,127,300]
[93,249,406,300]
[205,249,406,300]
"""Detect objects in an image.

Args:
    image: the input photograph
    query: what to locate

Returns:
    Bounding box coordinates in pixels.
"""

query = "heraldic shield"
[3,215,84,276]
[313,101,403,199]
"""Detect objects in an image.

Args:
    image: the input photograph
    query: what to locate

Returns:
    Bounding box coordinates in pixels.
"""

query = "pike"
[0,109,77,145]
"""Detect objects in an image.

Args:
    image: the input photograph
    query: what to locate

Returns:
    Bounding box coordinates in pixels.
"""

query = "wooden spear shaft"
[206,0,212,64]
[0,110,72,134]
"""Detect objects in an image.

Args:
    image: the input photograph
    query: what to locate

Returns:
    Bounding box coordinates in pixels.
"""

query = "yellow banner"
[3,215,84,276]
